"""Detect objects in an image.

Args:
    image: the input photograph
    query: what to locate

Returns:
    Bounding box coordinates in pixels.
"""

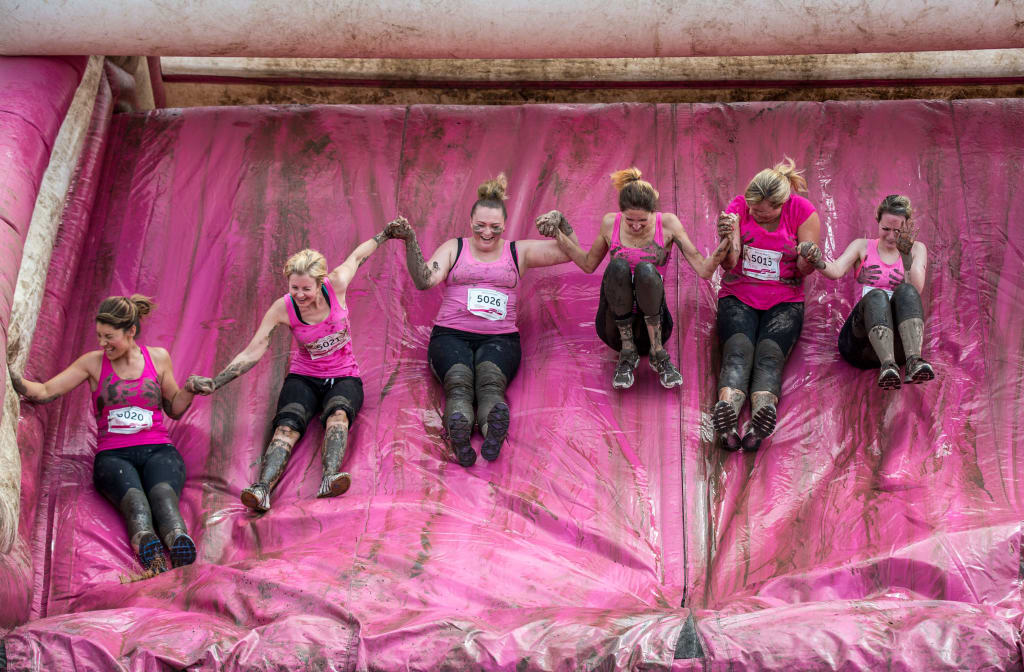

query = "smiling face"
[96,322,134,359]
[749,199,783,225]
[877,212,907,250]
[288,273,321,309]
[621,208,652,236]
[470,205,506,251]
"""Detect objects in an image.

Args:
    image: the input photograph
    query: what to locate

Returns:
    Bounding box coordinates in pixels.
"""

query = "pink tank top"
[719,193,817,310]
[93,346,171,452]
[286,278,361,378]
[609,212,669,273]
[434,239,520,335]
[855,238,905,300]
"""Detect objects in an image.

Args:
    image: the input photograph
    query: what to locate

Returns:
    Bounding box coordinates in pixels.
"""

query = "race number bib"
[467,288,509,321]
[861,285,895,300]
[304,329,350,360]
[107,406,154,434]
[742,246,782,281]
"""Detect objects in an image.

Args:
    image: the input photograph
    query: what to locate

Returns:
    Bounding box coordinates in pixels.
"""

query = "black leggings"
[838,284,924,369]
[428,326,522,382]
[93,443,186,503]
[717,295,804,398]
[595,258,673,355]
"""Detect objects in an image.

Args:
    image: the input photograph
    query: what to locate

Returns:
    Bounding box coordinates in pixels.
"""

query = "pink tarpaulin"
[4,100,1023,670]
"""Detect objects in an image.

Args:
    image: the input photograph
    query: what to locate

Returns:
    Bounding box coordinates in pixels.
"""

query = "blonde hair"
[610,167,659,212]
[471,173,509,219]
[283,249,328,285]
[96,294,154,335]
[744,157,807,207]
[876,194,913,222]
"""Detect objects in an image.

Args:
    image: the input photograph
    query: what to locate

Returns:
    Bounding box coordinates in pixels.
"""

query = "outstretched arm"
[387,216,455,290]
[184,299,288,395]
[794,212,822,276]
[666,214,731,279]
[537,211,610,274]
[515,210,580,270]
[152,348,194,419]
[806,238,865,280]
[9,352,95,404]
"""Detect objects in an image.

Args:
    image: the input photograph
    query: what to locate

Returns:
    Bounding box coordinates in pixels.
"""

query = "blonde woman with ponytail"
[185,220,402,512]
[8,295,197,574]
[713,158,822,452]
[388,173,577,468]
[538,167,731,390]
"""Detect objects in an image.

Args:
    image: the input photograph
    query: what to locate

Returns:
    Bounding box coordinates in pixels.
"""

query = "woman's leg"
[746,301,805,447]
[714,296,759,450]
[241,374,312,511]
[600,257,641,389]
[94,447,165,572]
[474,333,521,461]
[142,445,194,568]
[634,262,682,388]
[891,283,934,383]
[840,289,901,388]
[428,328,478,467]
[318,376,364,497]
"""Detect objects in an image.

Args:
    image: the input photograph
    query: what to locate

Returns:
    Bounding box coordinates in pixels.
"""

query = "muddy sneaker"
[649,350,683,389]
[480,402,509,462]
[318,472,352,498]
[878,360,902,390]
[749,395,777,440]
[241,483,271,512]
[168,532,197,569]
[741,424,762,452]
[903,355,935,384]
[612,350,640,389]
[713,400,742,451]
[136,532,167,574]
[446,411,476,467]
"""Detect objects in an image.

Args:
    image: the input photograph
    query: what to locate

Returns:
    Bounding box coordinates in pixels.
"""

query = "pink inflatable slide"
[3,88,1023,670]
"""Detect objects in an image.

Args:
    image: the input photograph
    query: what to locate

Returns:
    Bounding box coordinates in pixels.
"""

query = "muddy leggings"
[717,295,804,398]
[838,284,923,369]
[595,258,673,355]
[94,443,186,503]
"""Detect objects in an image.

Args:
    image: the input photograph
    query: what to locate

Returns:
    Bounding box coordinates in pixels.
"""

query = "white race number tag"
[467,288,509,321]
[742,246,783,281]
[108,406,154,434]
[304,329,350,360]
[861,285,895,300]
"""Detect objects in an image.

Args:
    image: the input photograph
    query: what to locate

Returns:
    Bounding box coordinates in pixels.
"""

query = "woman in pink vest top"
[799,194,934,388]
[185,226,400,512]
[714,159,822,452]
[540,168,731,390]
[9,296,196,573]
[388,174,577,468]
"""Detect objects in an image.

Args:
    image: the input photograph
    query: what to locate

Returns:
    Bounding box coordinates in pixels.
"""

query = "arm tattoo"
[212,359,258,390]
[403,236,437,290]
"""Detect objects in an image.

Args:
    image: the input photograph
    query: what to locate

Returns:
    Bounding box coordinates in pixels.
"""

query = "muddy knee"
[602,257,635,315]
[719,333,754,393]
[861,289,894,330]
[633,262,664,316]
[891,282,924,322]
[273,402,313,437]
[750,339,785,397]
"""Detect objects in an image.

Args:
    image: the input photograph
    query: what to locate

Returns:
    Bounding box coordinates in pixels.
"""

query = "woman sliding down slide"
[9,296,196,572]
[186,228,399,512]
[390,173,576,467]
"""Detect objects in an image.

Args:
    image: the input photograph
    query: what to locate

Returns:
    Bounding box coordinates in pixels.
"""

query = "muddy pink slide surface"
[4,100,1023,670]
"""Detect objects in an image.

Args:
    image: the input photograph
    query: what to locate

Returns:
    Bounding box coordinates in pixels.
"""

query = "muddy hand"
[717,212,737,239]
[535,210,568,238]
[795,241,825,269]
[856,264,882,285]
[184,375,216,395]
[895,219,918,255]
[383,215,413,240]
[891,267,905,286]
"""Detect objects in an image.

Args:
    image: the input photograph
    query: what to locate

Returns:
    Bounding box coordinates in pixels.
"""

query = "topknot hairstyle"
[470,173,509,220]
[610,167,659,212]
[875,194,913,222]
[96,294,154,336]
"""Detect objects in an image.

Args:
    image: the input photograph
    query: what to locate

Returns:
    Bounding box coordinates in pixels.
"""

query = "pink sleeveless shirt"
[434,239,520,335]
[719,193,817,310]
[93,345,172,452]
[609,212,669,273]
[855,238,905,300]
[286,278,361,378]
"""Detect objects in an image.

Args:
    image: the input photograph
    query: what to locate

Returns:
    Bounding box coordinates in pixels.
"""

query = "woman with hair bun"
[389,173,577,468]
[8,295,197,573]
[714,158,822,451]
[186,223,401,512]
[798,194,934,387]
[540,167,731,390]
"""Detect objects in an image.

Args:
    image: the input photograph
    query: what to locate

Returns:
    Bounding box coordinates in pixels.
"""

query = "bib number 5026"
[466,288,509,321]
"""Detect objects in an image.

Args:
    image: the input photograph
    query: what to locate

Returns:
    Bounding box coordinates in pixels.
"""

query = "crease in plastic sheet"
[4,100,1023,671]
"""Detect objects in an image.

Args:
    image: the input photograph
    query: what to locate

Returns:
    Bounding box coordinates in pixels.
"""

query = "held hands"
[184,375,216,395]
[717,212,738,240]
[535,210,571,238]
[383,215,414,241]
[895,219,918,256]
[795,241,826,269]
